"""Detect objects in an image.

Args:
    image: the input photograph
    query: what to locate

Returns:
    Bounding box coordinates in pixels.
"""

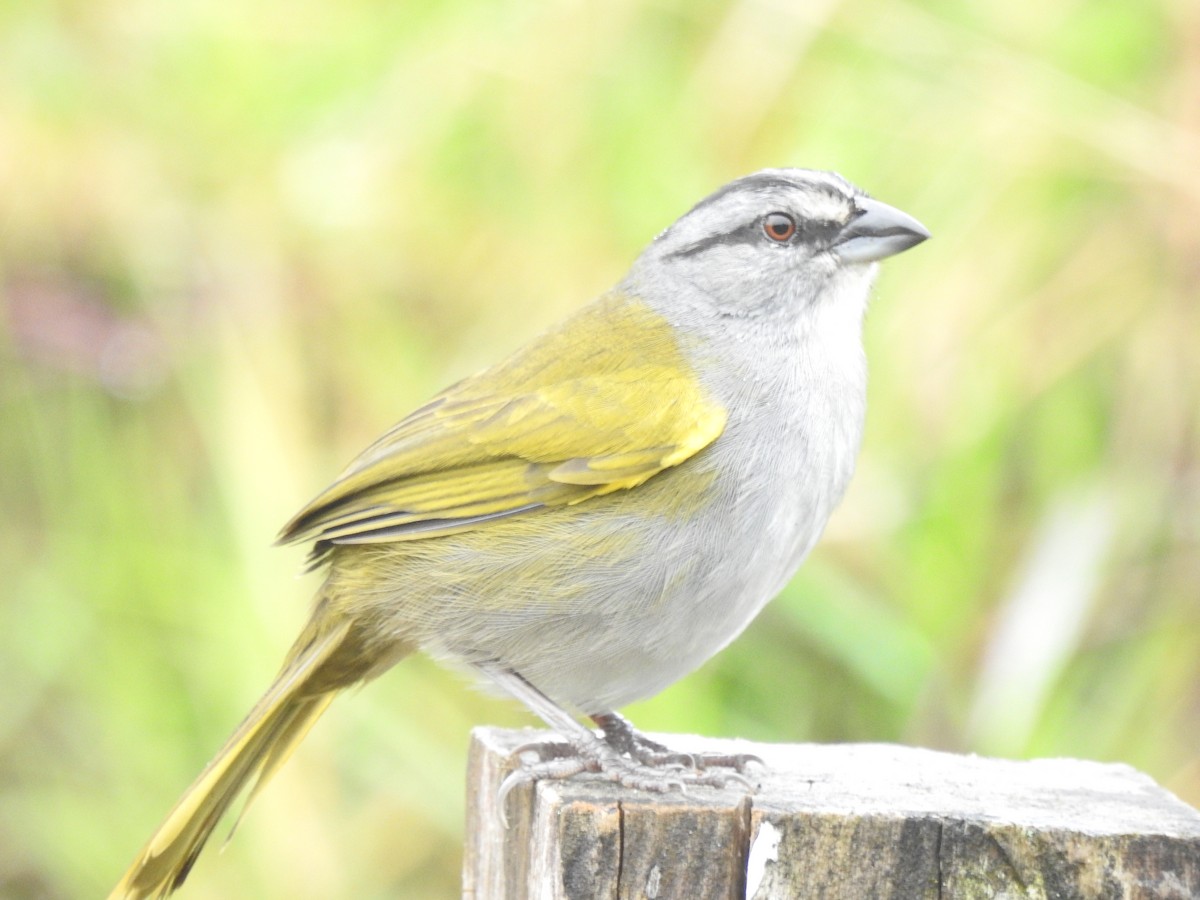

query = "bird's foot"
[593,711,764,775]
[497,714,762,819]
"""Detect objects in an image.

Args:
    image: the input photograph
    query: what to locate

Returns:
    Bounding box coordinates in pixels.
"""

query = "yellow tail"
[109,621,354,900]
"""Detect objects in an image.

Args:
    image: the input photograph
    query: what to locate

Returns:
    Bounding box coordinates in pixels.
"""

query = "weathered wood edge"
[464,728,1200,899]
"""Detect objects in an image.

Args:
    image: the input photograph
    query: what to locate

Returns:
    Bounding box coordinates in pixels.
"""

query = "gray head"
[629,168,929,319]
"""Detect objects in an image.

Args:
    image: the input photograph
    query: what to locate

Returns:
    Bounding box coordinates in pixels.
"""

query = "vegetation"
[1,1,1196,896]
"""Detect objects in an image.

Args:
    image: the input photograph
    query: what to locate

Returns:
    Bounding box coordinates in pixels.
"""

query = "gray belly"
[347,425,845,714]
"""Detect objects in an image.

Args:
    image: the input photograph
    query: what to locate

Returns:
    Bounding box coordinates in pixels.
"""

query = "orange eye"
[763,212,796,242]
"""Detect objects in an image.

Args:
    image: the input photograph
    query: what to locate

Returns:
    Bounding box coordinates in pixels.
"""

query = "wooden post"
[463,727,1200,899]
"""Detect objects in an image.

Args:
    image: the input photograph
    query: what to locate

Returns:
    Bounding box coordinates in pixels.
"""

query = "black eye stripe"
[794,218,844,244]
[667,216,844,259]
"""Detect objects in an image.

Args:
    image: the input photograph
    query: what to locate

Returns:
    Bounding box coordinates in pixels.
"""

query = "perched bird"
[111,168,928,898]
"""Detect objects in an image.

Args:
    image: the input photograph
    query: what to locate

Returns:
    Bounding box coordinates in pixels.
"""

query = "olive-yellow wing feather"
[278,295,727,558]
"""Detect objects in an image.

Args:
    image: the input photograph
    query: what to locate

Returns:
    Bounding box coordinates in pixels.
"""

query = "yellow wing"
[278,294,727,561]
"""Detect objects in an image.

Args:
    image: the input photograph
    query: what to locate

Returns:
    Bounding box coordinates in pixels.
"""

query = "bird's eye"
[763,212,797,243]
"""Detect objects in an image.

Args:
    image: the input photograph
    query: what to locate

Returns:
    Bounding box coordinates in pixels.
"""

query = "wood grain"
[464,728,1200,899]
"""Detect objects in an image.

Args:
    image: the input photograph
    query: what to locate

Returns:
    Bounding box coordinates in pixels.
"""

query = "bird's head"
[633,169,929,320]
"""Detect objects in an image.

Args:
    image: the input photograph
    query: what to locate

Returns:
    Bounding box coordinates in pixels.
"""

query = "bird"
[110,168,928,898]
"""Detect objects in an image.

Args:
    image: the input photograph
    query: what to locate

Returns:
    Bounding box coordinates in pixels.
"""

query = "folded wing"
[277,296,727,563]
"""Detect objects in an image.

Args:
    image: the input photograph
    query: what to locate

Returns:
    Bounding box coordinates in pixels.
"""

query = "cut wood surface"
[463,727,1200,900]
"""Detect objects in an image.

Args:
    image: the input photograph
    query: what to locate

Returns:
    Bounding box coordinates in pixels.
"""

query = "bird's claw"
[495,731,763,826]
[497,753,598,825]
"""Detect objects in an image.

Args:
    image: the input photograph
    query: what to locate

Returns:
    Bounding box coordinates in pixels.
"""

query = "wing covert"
[277,295,727,557]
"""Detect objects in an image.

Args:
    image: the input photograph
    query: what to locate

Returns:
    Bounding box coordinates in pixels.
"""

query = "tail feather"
[109,622,353,900]
[233,692,336,834]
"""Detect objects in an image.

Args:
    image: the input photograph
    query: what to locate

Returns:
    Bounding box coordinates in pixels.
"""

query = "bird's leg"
[478,665,759,818]
[591,710,764,774]
[591,711,689,764]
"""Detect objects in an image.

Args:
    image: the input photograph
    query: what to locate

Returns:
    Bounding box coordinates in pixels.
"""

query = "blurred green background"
[2,0,1198,896]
